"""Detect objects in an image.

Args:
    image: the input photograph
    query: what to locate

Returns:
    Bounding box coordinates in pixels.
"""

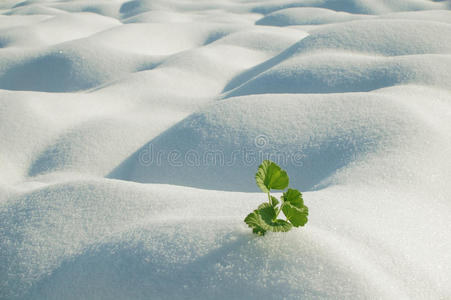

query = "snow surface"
[1,0,451,299]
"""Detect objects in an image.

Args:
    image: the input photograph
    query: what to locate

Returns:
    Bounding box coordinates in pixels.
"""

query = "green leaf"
[244,211,267,236]
[246,160,309,235]
[255,160,289,193]
[268,219,293,232]
[282,202,308,227]
[244,203,293,234]
[257,202,276,222]
[282,188,304,208]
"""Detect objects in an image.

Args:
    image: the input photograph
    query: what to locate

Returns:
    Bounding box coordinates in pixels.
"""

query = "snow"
[1,0,451,299]
[256,7,371,26]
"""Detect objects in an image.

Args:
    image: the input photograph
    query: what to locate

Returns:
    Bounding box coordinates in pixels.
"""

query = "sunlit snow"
[1,0,451,299]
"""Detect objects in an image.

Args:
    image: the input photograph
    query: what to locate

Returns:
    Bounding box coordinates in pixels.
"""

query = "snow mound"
[224,19,451,93]
[0,42,152,92]
[210,26,307,54]
[2,0,451,299]
[380,9,451,24]
[250,0,447,15]
[256,7,370,26]
[225,53,451,96]
[27,118,150,177]
[123,9,194,23]
[0,88,188,185]
[90,23,242,55]
[0,14,50,30]
[4,180,448,300]
[291,19,451,56]
[0,12,119,48]
[110,92,437,191]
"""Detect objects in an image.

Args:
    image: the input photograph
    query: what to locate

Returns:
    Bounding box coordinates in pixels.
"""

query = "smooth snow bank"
[225,53,451,96]
[0,89,189,184]
[2,180,450,300]
[250,0,448,15]
[256,7,371,26]
[380,9,451,24]
[89,23,243,55]
[111,91,450,192]
[290,19,451,55]
[2,0,451,299]
[223,19,451,94]
[0,12,120,48]
[0,42,154,92]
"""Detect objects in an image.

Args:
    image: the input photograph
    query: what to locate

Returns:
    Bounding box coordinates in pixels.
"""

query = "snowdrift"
[1,0,451,299]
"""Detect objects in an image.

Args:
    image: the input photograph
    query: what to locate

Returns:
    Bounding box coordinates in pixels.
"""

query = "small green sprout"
[244,160,308,236]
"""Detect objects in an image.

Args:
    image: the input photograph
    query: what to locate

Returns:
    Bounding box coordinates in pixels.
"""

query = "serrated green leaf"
[282,202,308,227]
[245,203,292,234]
[244,211,267,236]
[270,196,279,207]
[257,202,276,222]
[268,219,293,232]
[282,188,304,208]
[255,160,289,193]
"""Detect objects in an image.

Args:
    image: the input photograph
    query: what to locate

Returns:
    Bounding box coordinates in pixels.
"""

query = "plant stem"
[268,191,284,219]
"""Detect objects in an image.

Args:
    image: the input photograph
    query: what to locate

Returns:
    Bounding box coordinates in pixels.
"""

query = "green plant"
[244,160,308,235]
